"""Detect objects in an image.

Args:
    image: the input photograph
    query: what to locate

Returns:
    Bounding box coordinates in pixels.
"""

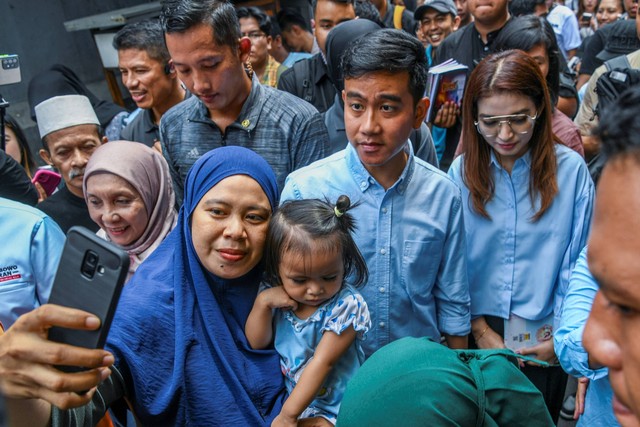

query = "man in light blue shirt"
[0,197,65,329]
[555,247,620,426]
[546,3,582,60]
[281,29,470,357]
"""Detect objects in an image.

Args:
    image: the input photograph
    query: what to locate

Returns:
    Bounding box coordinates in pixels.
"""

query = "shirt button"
[382,207,388,214]
[379,322,386,328]
[361,181,366,188]
[379,287,385,293]
[380,248,386,255]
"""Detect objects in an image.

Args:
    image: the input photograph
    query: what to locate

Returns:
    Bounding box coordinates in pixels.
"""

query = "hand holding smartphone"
[47,226,129,372]
[31,169,61,197]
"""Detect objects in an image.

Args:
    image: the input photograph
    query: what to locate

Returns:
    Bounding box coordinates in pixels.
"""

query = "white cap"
[35,95,100,139]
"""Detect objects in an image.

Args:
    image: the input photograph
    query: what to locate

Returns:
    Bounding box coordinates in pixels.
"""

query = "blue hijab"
[106,146,284,426]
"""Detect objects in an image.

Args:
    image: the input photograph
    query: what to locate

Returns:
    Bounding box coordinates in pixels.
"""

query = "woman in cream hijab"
[83,141,177,280]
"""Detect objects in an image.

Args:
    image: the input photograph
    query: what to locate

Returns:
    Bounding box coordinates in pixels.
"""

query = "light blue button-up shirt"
[554,247,619,427]
[448,144,594,327]
[0,197,65,328]
[281,143,471,357]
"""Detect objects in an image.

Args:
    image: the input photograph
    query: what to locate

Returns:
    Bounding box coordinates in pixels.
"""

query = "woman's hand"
[517,339,557,367]
[475,326,506,350]
[433,101,460,129]
[0,304,114,409]
[258,287,298,311]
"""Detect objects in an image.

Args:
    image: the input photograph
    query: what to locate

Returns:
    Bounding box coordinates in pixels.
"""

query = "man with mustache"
[36,95,105,233]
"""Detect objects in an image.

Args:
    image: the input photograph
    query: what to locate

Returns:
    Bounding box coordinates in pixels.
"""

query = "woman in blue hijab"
[0,147,314,426]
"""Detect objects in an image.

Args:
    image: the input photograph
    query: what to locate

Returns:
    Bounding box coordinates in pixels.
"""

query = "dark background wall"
[0,0,151,105]
[0,0,310,156]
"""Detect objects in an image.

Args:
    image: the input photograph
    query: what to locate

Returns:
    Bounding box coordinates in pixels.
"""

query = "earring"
[245,59,254,80]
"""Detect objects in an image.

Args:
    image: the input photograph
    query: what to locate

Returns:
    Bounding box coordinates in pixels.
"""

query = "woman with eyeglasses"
[448,49,594,423]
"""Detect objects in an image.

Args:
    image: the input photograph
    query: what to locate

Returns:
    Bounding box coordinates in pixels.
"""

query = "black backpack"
[589,55,640,185]
[594,55,640,118]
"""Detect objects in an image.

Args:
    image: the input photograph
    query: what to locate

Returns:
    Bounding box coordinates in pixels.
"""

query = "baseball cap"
[596,19,640,62]
[415,0,458,20]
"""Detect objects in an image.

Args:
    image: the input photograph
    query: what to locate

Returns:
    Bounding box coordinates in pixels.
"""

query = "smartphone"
[582,12,593,22]
[31,169,61,196]
[47,226,129,372]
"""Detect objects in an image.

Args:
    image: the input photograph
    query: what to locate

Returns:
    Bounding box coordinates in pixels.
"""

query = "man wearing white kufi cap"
[35,94,105,233]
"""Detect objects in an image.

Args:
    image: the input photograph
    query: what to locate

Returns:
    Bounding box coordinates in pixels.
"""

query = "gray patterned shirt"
[159,76,329,204]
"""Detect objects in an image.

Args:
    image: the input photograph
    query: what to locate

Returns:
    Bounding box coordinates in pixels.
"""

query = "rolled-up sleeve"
[435,193,471,336]
[554,247,608,380]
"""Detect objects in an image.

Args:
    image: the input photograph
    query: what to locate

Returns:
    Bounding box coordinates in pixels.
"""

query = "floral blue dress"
[273,285,371,423]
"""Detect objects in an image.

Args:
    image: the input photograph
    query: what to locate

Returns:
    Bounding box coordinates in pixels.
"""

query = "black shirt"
[433,20,512,171]
[120,109,158,147]
[120,91,192,147]
[435,21,511,73]
[0,150,38,206]
[37,184,99,234]
[277,53,336,114]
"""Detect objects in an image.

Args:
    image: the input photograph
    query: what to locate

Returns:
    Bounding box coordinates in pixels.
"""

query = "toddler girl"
[246,195,370,427]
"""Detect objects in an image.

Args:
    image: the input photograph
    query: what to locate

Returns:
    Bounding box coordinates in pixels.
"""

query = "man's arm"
[433,191,471,343]
[554,248,609,378]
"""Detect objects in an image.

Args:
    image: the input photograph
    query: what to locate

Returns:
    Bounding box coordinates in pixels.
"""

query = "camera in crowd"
[0,54,21,86]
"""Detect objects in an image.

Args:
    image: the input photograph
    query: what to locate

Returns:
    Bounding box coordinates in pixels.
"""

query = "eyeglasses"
[241,31,266,41]
[474,113,537,138]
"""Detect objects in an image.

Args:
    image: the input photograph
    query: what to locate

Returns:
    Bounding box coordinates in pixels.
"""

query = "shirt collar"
[345,141,415,195]
[142,109,157,133]
[188,74,262,133]
[489,148,532,172]
[471,19,509,47]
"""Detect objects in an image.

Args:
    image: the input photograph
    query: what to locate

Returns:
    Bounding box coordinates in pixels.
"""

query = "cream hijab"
[83,141,177,278]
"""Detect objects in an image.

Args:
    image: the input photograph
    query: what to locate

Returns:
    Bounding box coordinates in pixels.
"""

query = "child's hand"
[271,413,298,427]
[259,287,299,311]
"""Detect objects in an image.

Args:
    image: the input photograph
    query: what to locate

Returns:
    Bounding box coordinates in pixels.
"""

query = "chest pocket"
[0,280,31,294]
[401,240,444,298]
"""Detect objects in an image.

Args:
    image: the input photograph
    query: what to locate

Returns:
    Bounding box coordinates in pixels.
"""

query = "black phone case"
[47,226,129,370]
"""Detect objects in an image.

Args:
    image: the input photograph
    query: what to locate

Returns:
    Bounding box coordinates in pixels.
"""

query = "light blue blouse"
[448,144,594,327]
[273,285,370,422]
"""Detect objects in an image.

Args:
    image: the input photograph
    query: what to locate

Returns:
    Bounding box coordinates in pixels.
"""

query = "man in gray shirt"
[159,0,328,204]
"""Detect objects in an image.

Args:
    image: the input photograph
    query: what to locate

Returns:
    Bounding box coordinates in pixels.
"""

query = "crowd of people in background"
[2,0,640,425]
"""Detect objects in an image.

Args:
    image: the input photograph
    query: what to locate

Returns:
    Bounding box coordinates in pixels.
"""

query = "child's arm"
[245,287,298,349]
[273,326,358,427]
